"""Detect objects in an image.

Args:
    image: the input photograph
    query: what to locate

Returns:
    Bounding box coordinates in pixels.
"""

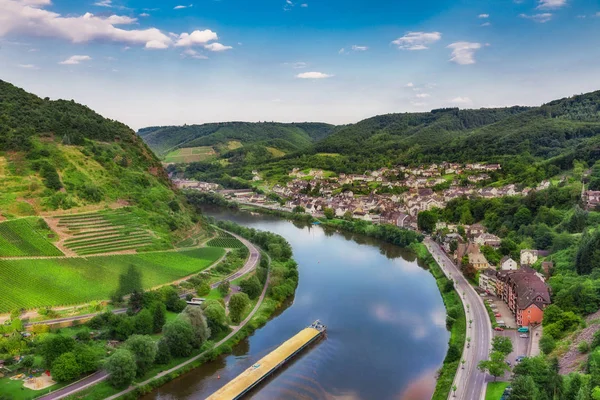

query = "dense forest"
[0,80,197,239]
[138,121,336,156]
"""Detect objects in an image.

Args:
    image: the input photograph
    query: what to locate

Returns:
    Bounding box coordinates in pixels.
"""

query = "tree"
[105,349,137,389]
[155,338,172,365]
[203,301,227,337]
[492,336,513,355]
[113,265,143,302]
[417,210,437,233]
[510,375,539,400]
[134,309,153,335]
[21,355,35,371]
[162,318,195,357]
[229,293,250,324]
[240,276,262,300]
[514,206,533,228]
[323,207,335,219]
[292,205,305,213]
[477,351,510,381]
[180,306,210,348]
[151,302,167,334]
[73,345,100,374]
[540,335,556,354]
[125,335,157,377]
[128,290,144,313]
[218,280,230,296]
[40,334,76,368]
[196,281,211,296]
[51,352,81,382]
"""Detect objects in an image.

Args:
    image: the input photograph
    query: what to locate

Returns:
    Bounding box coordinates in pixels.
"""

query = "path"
[424,238,492,400]
[35,230,261,400]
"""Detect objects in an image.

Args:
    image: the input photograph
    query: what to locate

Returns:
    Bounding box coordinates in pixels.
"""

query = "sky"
[1,0,600,130]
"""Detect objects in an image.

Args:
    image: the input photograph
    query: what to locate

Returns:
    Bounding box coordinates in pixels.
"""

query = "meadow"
[163,146,216,163]
[206,230,244,248]
[0,217,63,257]
[0,247,224,312]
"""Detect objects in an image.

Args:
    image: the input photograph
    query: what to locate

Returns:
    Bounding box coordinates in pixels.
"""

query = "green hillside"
[138,121,336,157]
[0,80,198,244]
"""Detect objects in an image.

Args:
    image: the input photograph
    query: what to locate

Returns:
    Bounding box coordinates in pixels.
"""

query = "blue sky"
[1,0,600,129]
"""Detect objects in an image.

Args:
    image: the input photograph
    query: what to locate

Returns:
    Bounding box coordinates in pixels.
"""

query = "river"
[142,208,450,400]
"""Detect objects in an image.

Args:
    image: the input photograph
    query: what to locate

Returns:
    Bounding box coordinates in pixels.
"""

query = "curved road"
[37,230,261,400]
[424,238,492,400]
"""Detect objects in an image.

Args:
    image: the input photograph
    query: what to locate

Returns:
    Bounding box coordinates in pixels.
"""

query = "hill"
[138,121,336,160]
[0,80,197,244]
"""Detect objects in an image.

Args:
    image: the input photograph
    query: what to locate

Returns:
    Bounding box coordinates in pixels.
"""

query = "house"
[467,223,485,237]
[474,233,501,248]
[468,252,490,270]
[455,241,480,264]
[479,268,498,295]
[499,267,551,326]
[500,256,518,271]
[520,249,550,266]
[584,190,600,210]
[541,261,554,276]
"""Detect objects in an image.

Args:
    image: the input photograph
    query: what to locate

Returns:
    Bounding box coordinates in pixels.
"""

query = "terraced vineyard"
[56,210,158,255]
[0,247,225,312]
[0,218,63,257]
[206,230,244,248]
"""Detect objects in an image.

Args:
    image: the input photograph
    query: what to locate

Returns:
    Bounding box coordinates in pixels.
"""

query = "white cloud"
[93,0,112,7]
[300,3,307,7]
[447,42,482,65]
[181,48,207,59]
[595,12,600,17]
[405,82,414,87]
[18,63,39,69]
[351,45,368,51]
[22,0,51,5]
[59,55,91,65]
[451,96,472,104]
[28,48,39,51]
[478,13,489,18]
[175,30,218,46]
[0,1,173,49]
[174,4,192,9]
[391,31,441,50]
[145,40,168,49]
[139,13,149,17]
[203,42,232,52]
[537,0,566,9]
[519,13,553,22]
[284,61,307,68]
[338,47,346,54]
[410,101,426,107]
[296,71,332,79]
[415,93,430,98]
[481,22,491,26]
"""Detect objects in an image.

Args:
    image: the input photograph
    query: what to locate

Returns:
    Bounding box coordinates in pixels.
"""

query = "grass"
[0,217,63,257]
[0,247,225,313]
[206,230,244,248]
[0,375,69,400]
[265,147,286,158]
[485,381,510,400]
[163,146,216,163]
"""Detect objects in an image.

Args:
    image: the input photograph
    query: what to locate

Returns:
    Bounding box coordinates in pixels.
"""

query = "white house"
[500,256,518,271]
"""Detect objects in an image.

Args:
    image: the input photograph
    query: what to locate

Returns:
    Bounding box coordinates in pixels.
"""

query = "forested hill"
[138,121,336,156]
[0,80,195,238]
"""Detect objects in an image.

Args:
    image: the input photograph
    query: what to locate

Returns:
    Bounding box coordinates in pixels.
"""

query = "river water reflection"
[141,209,449,400]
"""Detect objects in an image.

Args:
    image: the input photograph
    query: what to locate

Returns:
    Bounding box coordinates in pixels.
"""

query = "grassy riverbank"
[410,242,467,400]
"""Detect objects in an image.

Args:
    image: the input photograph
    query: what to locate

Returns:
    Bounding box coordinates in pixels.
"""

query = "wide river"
[142,208,450,400]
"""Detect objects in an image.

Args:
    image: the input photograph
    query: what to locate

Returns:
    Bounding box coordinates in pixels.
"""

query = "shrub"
[105,349,137,388]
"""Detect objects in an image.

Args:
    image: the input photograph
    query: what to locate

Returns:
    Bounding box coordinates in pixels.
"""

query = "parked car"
[494,327,504,331]
[497,320,506,325]
[518,327,529,333]
[480,293,486,297]
[495,313,502,317]
[516,356,526,362]
[520,334,529,338]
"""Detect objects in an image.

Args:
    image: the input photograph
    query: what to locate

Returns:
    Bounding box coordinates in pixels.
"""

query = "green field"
[485,382,510,400]
[163,146,216,163]
[0,218,63,257]
[206,231,244,248]
[0,247,225,312]
[56,210,159,255]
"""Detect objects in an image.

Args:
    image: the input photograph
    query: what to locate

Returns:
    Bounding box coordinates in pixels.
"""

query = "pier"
[206,320,326,400]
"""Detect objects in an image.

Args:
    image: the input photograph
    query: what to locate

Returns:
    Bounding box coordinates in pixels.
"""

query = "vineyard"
[0,218,63,257]
[206,230,244,248]
[0,247,225,312]
[55,210,159,255]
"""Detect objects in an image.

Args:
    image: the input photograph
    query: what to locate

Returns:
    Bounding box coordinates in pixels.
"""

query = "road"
[37,230,261,400]
[424,238,492,400]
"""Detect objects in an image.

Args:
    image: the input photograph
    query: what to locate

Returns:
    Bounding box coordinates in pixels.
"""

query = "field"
[485,382,510,400]
[163,146,216,163]
[0,218,63,257]
[0,247,225,312]
[265,147,286,158]
[206,230,244,248]
[54,210,159,255]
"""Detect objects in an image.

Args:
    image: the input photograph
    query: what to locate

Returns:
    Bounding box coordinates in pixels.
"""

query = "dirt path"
[559,310,600,374]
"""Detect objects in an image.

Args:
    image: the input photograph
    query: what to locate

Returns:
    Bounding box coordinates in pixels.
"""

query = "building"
[479,268,498,295]
[500,256,518,271]
[474,233,502,248]
[468,223,485,238]
[520,249,550,266]
[499,267,551,327]
[468,252,490,270]
[584,190,600,210]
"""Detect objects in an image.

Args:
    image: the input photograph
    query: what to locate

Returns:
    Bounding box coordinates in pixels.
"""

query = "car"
[517,327,529,333]
[494,327,504,331]
[495,313,502,317]
[516,356,526,362]
[520,334,529,338]
[506,360,512,366]
[497,320,505,325]
[479,293,486,297]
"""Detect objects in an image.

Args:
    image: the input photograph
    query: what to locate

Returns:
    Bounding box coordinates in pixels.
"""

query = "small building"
[500,256,518,271]
[468,252,490,270]
[479,268,498,295]
[467,223,485,238]
[520,249,550,266]
[474,233,501,248]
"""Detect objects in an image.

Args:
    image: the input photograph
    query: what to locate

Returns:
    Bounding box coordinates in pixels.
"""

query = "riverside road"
[424,237,492,400]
